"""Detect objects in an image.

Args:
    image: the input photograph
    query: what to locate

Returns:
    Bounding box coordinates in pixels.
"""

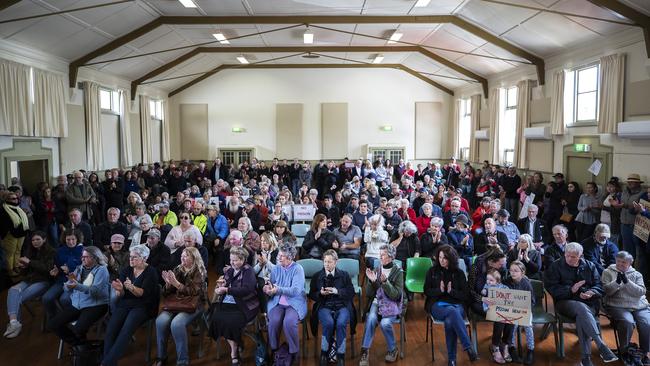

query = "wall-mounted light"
[178,0,196,8]
[380,125,393,132]
[232,127,246,133]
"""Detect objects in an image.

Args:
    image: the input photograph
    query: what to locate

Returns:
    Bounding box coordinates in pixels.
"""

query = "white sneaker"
[4,321,22,338]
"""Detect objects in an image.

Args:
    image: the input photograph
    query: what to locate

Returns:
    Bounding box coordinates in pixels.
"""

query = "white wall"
[169,68,452,160]
[455,28,650,181]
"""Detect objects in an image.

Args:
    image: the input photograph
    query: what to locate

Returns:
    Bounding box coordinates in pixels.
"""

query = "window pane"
[222,151,234,166]
[507,87,518,108]
[576,91,597,121]
[157,102,163,120]
[149,100,156,118]
[459,113,471,149]
[389,150,402,163]
[578,66,598,93]
[100,89,111,110]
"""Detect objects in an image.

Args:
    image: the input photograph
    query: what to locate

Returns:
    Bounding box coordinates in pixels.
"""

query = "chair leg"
[558,321,565,359]
[145,320,154,364]
[313,326,319,360]
[425,316,430,343]
[400,318,405,359]
[301,320,307,358]
[350,331,356,359]
[516,326,523,359]
[471,321,479,356]
[553,323,561,359]
[540,323,551,340]
[57,339,64,360]
[429,318,435,362]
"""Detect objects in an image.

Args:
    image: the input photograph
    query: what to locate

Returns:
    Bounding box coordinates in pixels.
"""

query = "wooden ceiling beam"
[167,63,455,98]
[587,0,650,57]
[0,1,22,12]
[71,15,541,90]
[131,45,486,99]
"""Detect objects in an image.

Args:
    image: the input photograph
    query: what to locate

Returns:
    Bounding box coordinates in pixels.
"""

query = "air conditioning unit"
[618,121,650,139]
[523,126,551,140]
[474,129,489,140]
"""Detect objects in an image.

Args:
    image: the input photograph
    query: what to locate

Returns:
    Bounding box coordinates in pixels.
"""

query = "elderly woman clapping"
[506,234,542,279]
[602,251,650,359]
[390,220,421,264]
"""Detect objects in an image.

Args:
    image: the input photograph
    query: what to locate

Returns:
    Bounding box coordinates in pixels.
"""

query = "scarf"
[3,203,29,230]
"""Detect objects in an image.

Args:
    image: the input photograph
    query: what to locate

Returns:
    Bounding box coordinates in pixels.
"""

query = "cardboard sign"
[519,193,535,220]
[484,287,532,326]
[293,204,316,221]
[634,200,650,242]
[209,197,220,206]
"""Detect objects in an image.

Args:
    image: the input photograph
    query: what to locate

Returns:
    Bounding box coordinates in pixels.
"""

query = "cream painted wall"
[169,68,452,161]
[455,29,650,181]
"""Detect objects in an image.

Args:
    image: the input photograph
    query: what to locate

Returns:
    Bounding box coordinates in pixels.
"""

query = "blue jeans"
[362,302,396,351]
[42,282,71,319]
[7,281,50,321]
[319,307,350,354]
[430,302,472,362]
[103,306,150,366]
[291,179,301,196]
[155,309,202,364]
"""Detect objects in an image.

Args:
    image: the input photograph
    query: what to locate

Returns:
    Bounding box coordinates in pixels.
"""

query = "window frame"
[99,87,120,115]
[568,62,600,127]
[458,98,472,153]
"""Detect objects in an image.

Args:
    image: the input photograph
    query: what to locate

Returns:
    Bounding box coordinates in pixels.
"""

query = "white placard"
[209,197,220,206]
[293,204,316,221]
[588,159,602,176]
[519,193,535,220]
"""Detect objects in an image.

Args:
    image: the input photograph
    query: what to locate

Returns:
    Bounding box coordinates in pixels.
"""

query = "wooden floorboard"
[0,285,626,366]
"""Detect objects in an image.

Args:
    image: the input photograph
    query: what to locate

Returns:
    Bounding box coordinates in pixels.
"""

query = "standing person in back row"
[500,167,521,220]
[66,171,96,221]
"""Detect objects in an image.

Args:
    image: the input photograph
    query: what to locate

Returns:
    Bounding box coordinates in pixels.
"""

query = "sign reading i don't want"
[484,287,532,326]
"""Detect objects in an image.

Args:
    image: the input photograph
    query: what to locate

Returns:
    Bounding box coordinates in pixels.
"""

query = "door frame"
[0,139,53,186]
[562,136,613,186]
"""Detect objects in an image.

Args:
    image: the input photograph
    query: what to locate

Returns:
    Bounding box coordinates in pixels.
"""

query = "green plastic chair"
[515,279,560,358]
[337,258,362,318]
[296,258,323,293]
[405,257,433,293]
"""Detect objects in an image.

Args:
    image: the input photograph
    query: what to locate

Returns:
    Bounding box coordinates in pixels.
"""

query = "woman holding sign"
[423,245,477,366]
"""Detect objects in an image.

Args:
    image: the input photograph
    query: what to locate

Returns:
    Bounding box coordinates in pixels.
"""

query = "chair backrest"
[296,258,323,278]
[458,259,468,277]
[292,224,310,237]
[406,257,433,278]
[529,278,545,309]
[336,258,360,285]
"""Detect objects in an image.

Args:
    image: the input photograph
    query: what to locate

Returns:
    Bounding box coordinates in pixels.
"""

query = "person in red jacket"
[443,188,470,213]
[397,198,416,222]
[471,197,492,234]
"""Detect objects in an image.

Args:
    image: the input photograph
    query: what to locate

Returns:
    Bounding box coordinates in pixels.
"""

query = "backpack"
[273,343,292,366]
[71,340,103,366]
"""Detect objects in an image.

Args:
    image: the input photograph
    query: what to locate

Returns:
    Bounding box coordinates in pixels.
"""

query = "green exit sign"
[574,144,591,152]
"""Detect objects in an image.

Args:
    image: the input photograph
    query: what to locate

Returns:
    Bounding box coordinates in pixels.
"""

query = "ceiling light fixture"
[388,31,403,44]
[372,54,384,64]
[303,27,314,44]
[178,0,197,8]
[236,55,249,64]
[212,33,230,44]
[414,0,431,7]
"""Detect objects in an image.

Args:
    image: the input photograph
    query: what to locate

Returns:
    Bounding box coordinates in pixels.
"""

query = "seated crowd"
[1,156,649,366]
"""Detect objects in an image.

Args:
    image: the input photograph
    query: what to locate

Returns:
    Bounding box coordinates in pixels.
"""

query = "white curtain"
[33,68,68,137]
[118,89,133,167]
[550,70,565,135]
[0,59,31,136]
[487,88,500,164]
[598,53,626,134]
[451,99,460,159]
[469,94,481,162]
[161,99,171,161]
[140,95,152,164]
[83,81,103,170]
[514,80,534,169]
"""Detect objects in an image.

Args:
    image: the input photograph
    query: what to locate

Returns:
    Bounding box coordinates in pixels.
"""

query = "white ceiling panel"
[362,0,413,15]
[140,0,203,16]
[246,0,365,15]
[425,74,465,89]
[8,15,85,51]
[344,52,405,63]
[550,0,632,35]
[422,25,479,54]
[454,53,517,75]
[93,4,157,38]
[48,29,111,60]
[409,0,465,15]
[62,0,136,25]
[99,56,164,79]
[458,0,537,35]
[196,0,251,15]
[401,53,444,72]
[90,46,136,66]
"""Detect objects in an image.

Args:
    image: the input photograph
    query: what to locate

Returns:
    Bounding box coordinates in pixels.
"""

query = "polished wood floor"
[0,281,627,366]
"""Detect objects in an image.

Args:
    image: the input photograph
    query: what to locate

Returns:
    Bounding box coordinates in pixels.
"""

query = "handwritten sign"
[293,204,316,221]
[484,287,532,326]
[634,200,650,242]
[519,193,535,220]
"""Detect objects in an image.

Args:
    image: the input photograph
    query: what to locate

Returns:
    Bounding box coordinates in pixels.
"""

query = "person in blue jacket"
[42,228,84,319]
[205,204,229,273]
[447,215,474,269]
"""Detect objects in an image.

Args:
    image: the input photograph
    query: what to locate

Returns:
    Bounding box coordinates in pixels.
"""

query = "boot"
[337,353,345,366]
[523,349,534,365]
[320,351,328,366]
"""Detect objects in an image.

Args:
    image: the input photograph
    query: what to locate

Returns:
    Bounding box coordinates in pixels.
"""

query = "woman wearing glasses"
[164,213,203,254]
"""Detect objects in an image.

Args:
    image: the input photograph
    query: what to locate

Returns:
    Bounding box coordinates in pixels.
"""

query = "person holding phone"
[308,249,355,366]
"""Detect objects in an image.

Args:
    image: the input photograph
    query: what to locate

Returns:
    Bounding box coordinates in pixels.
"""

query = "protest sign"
[634,200,650,242]
[484,287,532,326]
[519,193,535,220]
[293,204,316,221]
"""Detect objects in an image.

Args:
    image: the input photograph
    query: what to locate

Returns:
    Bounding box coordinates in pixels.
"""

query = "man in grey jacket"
[65,171,96,221]
[619,174,644,277]
[602,251,650,363]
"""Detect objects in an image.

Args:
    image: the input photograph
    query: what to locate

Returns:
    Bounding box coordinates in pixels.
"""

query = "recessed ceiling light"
[303,29,314,44]
[236,55,249,64]
[212,33,230,44]
[373,54,384,64]
[388,31,403,44]
[414,0,431,7]
[178,0,197,8]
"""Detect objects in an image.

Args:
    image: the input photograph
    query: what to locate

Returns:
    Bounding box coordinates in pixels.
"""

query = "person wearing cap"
[190,202,207,235]
[443,198,469,232]
[447,214,474,269]
[145,228,171,282]
[620,174,645,268]
[317,194,341,231]
[93,207,128,250]
[495,209,521,250]
[105,234,129,280]
[582,224,619,275]
[543,172,568,225]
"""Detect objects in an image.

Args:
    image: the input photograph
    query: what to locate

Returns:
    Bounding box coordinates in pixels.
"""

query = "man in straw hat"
[620,173,645,276]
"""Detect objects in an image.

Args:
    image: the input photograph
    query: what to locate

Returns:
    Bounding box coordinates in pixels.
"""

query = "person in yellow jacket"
[153,202,178,229]
[190,202,207,234]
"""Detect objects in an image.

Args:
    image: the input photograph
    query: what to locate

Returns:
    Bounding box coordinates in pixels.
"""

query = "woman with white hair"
[170,231,208,271]
[103,244,160,366]
[420,217,449,259]
[364,214,389,270]
[237,216,261,258]
[390,220,421,264]
[46,246,110,346]
[130,214,154,246]
[602,251,650,361]
[544,242,617,366]
[506,234,542,279]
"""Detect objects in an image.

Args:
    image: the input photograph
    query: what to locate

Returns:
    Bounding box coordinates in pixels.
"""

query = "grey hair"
[400,198,410,206]
[369,214,385,228]
[518,233,533,247]
[565,242,583,256]
[107,207,121,215]
[430,216,444,227]
[616,251,634,263]
[182,231,197,241]
[379,244,396,259]
[83,246,107,266]
[129,244,150,260]
[238,216,252,231]
[140,215,152,225]
[552,224,569,236]
[278,243,298,260]
[594,223,611,237]
[421,203,433,212]
[398,220,418,235]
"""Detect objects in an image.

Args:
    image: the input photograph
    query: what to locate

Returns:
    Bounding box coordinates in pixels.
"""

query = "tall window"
[149,99,163,162]
[564,63,600,125]
[499,86,518,166]
[458,98,471,161]
[100,88,120,114]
